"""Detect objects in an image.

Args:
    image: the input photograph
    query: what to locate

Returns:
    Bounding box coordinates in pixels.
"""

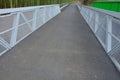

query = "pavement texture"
[0,4,120,80]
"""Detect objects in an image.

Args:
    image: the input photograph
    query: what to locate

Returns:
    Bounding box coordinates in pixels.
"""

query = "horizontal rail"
[83,6,120,20]
[0,4,61,56]
[0,4,59,14]
[77,3,120,72]
[60,4,69,10]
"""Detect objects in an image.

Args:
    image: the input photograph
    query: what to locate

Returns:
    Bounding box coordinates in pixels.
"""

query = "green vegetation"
[81,0,95,5]
[94,0,120,2]
[92,0,120,12]
[81,0,120,12]
[0,0,74,8]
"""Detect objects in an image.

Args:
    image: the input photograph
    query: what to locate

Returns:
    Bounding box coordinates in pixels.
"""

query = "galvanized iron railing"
[77,3,120,71]
[0,5,61,56]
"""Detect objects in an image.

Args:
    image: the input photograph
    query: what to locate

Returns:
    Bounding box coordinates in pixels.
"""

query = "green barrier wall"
[92,2,120,12]
[95,0,120,2]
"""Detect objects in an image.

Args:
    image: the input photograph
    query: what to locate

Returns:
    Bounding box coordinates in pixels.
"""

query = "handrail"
[83,6,120,20]
[60,4,69,10]
[77,4,120,72]
[0,4,59,14]
[0,4,61,56]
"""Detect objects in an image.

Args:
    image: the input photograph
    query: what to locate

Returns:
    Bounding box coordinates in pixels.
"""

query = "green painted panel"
[92,2,120,12]
[95,0,120,2]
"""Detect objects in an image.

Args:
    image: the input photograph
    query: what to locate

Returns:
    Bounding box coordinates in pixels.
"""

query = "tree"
[82,0,96,5]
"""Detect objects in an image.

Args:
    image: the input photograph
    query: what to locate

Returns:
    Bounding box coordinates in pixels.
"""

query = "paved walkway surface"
[0,4,120,80]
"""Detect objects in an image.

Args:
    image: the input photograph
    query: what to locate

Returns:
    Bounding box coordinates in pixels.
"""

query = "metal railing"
[60,4,69,10]
[0,5,61,56]
[77,4,120,71]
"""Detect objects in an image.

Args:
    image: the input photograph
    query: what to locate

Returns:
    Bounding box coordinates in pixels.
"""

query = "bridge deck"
[0,4,120,80]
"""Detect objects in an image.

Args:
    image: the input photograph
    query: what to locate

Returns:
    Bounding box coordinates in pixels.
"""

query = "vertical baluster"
[43,7,46,23]
[32,9,38,31]
[94,13,99,33]
[10,12,20,47]
[106,15,112,52]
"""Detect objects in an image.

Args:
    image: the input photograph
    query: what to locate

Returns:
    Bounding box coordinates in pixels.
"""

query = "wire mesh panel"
[17,22,32,42]
[0,42,8,55]
[111,36,120,50]
[111,51,120,65]
[109,18,120,71]
[22,10,34,21]
[112,19,120,40]
[0,14,15,47]
[19,12,33,25]
[89,12,96,31]
[0,30,12,44]
[36,8,45,28]
[0,15,14,32]
[96,26,107,48]
[0,44,6,53]
[0,4,61,55]
[16,11,33,43]
[45,7,51,22]
[109,43,120,70]
[78,5,120,71]
[51,6,56,17]
[97,13,107,30]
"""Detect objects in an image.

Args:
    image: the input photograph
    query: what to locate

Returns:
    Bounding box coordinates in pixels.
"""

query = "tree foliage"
[81,0,96,5]
[0,0,75,8]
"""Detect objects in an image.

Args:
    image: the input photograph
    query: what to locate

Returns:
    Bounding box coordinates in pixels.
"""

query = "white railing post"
[49,7,52,19]
[32,9,38,31]
[0,5,61,56]
[10,12,20,47]
[43,8,46,23]
[106,15,112,52]
[94,13,99,33]
[78,5,120,72]
[48,7,51,20]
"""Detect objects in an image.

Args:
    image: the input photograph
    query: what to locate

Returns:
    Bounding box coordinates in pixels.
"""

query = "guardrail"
[0,4,61,56]
[60,3,69,10]
[61,4,69,10]
[77,4,120,71]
